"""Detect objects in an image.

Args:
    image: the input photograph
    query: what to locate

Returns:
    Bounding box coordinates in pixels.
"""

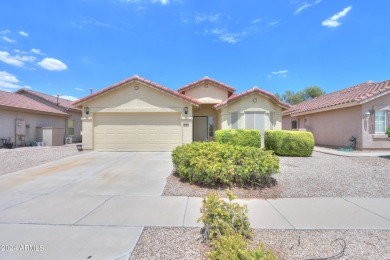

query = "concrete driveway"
[0,151,174,260]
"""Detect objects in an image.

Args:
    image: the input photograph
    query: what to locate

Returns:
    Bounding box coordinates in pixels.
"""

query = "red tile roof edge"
[284,79,390,116]
[72,75,201,106]
[214,87,291,109]
[177,76,236,93]
[0,90,69,116]
[16,89,80,110]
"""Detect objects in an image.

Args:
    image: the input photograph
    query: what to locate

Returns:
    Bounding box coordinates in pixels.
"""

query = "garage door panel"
[94,113,181,151]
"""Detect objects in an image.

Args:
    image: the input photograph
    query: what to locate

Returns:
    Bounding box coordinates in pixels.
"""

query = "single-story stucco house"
[282,79,390,150]
[72,75,290,151]
[0,90,81,148]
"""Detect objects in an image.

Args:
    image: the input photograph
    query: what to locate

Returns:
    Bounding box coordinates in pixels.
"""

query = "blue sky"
[0,0,389,101]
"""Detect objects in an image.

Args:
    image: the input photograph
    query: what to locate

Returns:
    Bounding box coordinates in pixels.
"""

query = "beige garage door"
[94,113,182,151]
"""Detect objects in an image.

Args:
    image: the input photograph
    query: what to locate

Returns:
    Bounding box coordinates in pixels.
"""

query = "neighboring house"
[282,80,390,150]
[0,90,81,148]
[72,75,290,151]
[16,89,82,142]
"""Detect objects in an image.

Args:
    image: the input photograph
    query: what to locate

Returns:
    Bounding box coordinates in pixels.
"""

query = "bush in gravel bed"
[172,142,279,187]
[199,190,277,260]
[215,129,261,147]
[264,130,314,157]
[198,190,251,241]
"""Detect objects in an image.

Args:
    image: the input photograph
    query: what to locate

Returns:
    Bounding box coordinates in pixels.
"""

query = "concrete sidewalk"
[314,146,390,157]
[1,195,390,260]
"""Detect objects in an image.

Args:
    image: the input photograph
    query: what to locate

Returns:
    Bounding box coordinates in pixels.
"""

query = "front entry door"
[193,116,208,141]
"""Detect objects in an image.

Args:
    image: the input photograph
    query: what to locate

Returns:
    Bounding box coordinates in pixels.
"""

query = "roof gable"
[285,79,390,116]
[72,75,201,107]
[214,87,290,110]
[16,89,78,110]
[0,90,68,116]
[178,76,236,94]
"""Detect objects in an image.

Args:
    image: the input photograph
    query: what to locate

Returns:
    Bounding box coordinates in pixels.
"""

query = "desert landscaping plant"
[172,142,279,187]
[199,190,277,260]
[264,130,314,157]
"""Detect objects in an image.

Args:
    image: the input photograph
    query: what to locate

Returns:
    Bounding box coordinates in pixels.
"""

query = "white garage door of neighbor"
[94,113,182,151]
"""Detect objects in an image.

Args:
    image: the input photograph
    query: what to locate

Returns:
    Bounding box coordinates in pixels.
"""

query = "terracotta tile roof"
[72,75,201,106]
[285,79,390,116]
[178,76,236,93]
[16,89,78,110]
[0,90,68,116]
[214,86,291,110]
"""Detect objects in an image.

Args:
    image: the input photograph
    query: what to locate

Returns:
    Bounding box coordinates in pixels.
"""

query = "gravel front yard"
[130,227,390,260]
[0,144,85,176]
[163,151,390,198]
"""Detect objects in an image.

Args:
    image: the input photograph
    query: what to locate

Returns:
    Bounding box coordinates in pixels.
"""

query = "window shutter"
[369,109,374,134]
[231,112,239,129]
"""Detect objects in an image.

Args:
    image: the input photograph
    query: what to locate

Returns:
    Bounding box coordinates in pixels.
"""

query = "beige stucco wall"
[184,82,229,104]
[36,127,66,146]
[361,94,390,149]
[0,108,66,147]
[80,81,194,150]
[219,93,283,131]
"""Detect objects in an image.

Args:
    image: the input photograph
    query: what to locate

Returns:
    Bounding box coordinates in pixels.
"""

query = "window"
[291,120,297,129]
[68,119,75,136]
[375,110,386,133]
[209,116,214,137]
[230,112,239,129]
[244,112,265,133]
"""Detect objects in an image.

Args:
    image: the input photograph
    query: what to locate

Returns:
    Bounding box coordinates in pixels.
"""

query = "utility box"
[36,127,65,146]
[16,120,26,136]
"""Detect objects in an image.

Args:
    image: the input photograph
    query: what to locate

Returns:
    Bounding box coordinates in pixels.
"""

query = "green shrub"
[386,126,390,138]
[215,129,261,148]
[264,130,314,157]
[199,190,277,260]
[198,190,251,241]
[208,234,277,260]
[172,142,279,187]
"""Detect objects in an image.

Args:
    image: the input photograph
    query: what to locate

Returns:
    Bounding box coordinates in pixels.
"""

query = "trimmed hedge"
[264,130,314,157]
[215,129,261,148]
[172,142,279,187]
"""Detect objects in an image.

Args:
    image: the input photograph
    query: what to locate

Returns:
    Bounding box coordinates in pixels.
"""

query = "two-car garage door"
[94,113,181,151]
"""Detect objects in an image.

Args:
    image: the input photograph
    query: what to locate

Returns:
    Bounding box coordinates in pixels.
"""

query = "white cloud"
[58,95,79,101]
[37,58,68,71]
[153,0,169,4]
[0,51,36,67]
[251,18,262,24]
[269,70,288,78]
[195,13,220,24]
[206,28,242,44]
[19,31,29,37]
[121,0,169,4]
[1,36,16,43]
[75,88,84,91]
[322,6,352,27]
[0,71,29,90]
[294,0,321,15]
[31,48,44,55]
